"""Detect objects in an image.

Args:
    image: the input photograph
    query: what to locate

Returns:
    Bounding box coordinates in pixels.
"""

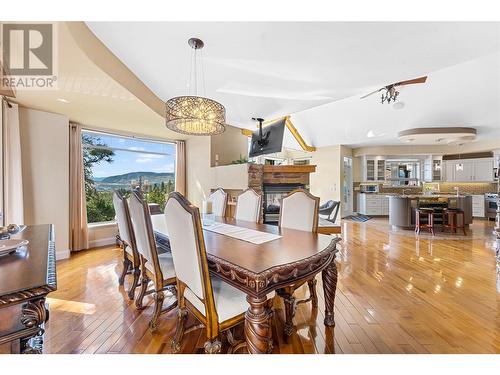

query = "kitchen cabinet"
[472,195,485,217]
[423,156,442,182]
[443,158,494,182]
[362,157,385,182]
[473,158,494,181]
[444,162,455,182]
[358,194,389,216]
[366,159,375,181]
[454,160,474,182]
[376,160,386,181]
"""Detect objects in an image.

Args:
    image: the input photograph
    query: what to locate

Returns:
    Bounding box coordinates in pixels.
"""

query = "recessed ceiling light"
[367,130,375,138]
[57,98,70,103]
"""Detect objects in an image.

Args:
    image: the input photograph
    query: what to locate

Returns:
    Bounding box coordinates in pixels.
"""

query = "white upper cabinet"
[473,158,494,181]
[454,160,474,182]
[423,156,442,182]
[443,158,494,182]
[362,156,385,182]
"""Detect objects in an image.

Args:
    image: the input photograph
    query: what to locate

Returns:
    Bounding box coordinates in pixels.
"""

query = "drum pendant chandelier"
[165,38,226,136]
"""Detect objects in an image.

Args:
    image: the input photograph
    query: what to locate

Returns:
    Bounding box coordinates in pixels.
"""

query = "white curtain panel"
[1,100,24,225]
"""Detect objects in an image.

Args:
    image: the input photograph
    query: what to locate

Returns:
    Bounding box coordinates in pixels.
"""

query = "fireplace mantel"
[262,165,316,174]
[248,164,316,193]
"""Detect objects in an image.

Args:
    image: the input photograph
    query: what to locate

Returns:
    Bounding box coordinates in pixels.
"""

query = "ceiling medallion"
[165,38,226,136]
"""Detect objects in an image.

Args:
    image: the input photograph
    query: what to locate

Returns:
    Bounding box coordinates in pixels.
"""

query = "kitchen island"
[388,194,473,228]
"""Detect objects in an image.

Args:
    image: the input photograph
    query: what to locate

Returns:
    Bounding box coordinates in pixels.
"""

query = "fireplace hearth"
[263,183,305,224]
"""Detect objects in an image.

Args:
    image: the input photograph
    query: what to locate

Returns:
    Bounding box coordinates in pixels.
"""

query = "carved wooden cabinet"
[0,225,56,354]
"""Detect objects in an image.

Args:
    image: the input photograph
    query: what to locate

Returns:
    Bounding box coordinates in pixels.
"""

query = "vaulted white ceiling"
[86,22,500,147]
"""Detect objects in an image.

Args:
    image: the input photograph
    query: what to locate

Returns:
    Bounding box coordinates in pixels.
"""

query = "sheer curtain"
[69,123,89,251]
[175,140,186,196]
[1,99,24,225]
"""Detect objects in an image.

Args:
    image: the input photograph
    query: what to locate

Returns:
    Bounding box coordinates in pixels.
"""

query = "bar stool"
[415,208,435,235]
[442,208,467,235]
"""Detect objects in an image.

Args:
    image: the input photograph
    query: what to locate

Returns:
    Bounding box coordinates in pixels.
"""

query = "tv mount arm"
[252,117,270,149]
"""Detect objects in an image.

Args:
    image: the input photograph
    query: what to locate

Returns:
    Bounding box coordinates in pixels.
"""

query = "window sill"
[88,221,117,229]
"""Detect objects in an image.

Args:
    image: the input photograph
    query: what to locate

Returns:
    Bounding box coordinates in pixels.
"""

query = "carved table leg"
[20,298,49,354]
[322,259,338,326]
[245,295,273,354]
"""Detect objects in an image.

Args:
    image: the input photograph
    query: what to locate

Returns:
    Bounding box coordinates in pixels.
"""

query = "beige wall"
[310,145,342,203]
[210,125,249,166]
[353,156,362,182]
[19,108,70,258]
[309,145,353,221]
[211,164,249,190]
[186,136,212,207]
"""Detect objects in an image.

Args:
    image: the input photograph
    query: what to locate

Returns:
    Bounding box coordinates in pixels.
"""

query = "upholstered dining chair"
[208,188,228,217]
[128,191,177,331]
[113,191,141,300]
[235,188,262,223]
[278,188,320,339]
[165,192,254,354]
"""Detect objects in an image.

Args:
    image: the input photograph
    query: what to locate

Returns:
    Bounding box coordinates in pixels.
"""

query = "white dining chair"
[165,192,251,354]
[113,191,141,300]
[128,191,177,331]
[235,188,262,223]
[279,189,320,232]
[208,188,228,217]
[278,188,320,339]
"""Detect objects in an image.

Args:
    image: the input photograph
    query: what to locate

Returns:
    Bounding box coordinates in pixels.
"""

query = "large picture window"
[82,130,176,224]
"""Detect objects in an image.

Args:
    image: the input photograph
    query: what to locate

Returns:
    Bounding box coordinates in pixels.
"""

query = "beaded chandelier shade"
[166,95,226,136]
[165,38,226,136]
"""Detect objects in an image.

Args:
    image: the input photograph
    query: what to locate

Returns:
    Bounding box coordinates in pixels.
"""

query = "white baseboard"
[56,249,70,261]
[89,237,116,248]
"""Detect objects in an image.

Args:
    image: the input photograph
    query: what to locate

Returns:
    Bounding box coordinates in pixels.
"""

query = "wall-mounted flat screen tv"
[248,118,286,158]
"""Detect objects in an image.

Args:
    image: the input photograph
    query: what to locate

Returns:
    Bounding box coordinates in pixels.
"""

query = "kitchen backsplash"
[354,182,498,195]
[433,182,497,195]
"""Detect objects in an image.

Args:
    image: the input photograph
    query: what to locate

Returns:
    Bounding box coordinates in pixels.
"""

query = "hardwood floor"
[43,219,500,354]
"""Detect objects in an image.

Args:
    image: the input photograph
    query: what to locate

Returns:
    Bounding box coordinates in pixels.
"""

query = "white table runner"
[202,222,281,245]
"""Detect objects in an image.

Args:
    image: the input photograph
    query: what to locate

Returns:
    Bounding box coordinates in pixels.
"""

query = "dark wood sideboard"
[0,224,57,354]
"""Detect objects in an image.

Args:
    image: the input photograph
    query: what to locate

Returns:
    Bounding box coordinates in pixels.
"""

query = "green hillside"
[100,171,174,184]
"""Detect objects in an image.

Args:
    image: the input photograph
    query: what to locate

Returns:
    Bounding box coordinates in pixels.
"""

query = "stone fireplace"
[248,164,316,224]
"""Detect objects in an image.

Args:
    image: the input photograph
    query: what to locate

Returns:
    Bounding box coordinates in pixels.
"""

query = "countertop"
[358,192,472,198]
[385,194,472,199]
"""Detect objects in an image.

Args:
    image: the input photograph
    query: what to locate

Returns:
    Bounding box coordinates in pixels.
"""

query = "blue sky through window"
[83,131,176,178]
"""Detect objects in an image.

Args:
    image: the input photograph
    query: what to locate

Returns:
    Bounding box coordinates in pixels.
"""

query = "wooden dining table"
[152,215,340,354]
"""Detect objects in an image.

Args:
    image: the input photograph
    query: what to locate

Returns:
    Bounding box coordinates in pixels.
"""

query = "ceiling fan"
[360,76,427,104]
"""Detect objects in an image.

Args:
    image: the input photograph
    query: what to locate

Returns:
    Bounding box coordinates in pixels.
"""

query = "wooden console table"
[0,224,57,354]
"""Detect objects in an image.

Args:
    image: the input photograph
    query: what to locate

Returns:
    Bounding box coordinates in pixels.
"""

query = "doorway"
[343,156,353,217]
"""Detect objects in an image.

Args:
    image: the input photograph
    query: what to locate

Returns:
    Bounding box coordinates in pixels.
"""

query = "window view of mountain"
[82,130,176,223]
[95,171,175,191]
